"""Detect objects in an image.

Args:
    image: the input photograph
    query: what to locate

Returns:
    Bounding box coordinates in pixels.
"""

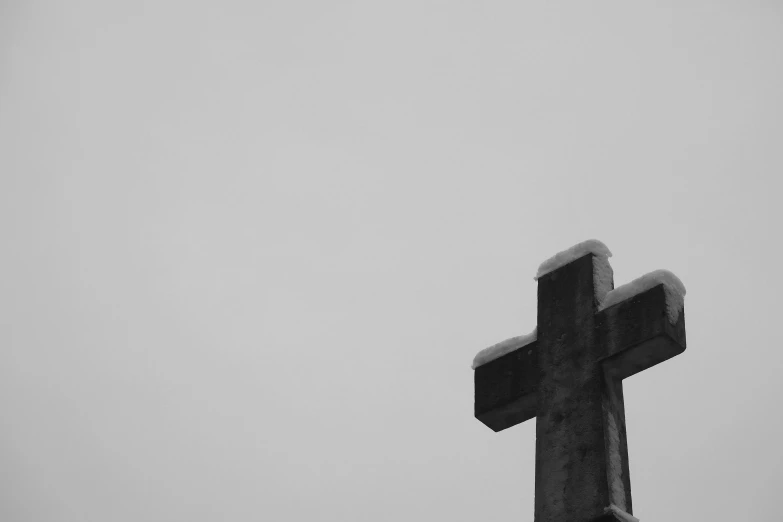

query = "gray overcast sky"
[2,1,782,521]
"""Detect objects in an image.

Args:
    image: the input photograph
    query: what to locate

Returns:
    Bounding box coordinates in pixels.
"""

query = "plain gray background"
[2,1,782,521]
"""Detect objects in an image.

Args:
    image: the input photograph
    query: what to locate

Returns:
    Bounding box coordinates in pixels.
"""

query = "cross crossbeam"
[473,243,686,522]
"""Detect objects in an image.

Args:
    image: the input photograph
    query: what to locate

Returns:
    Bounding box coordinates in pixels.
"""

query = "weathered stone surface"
[474,341,539,432]
[473,252,687,522]
[534,254,609,522]
[596,284,686,380]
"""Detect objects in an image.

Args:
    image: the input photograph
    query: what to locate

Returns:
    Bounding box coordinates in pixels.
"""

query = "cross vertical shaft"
[535,254,627,521]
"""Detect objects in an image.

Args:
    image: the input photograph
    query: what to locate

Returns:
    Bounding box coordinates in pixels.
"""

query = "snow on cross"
[471,329,537,370]
[472,240,687,522]
[604,504,641,522]
[535,238,614,304]
[600,269,686,325]
[473,239,686,369]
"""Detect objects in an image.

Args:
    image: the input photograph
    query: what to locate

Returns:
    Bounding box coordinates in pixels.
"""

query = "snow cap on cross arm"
[535,239,612,280]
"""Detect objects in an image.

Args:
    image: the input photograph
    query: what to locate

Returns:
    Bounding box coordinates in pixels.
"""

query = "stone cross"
[474,243,686,522]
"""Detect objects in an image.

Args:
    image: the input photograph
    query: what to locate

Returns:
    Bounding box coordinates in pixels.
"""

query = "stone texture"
[534,254,608,522]
[474,340,539,432]
[473,252,687,522]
